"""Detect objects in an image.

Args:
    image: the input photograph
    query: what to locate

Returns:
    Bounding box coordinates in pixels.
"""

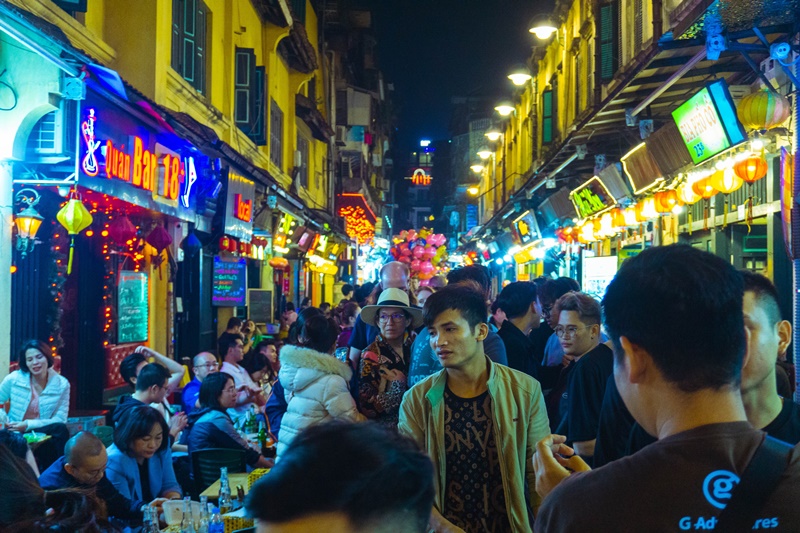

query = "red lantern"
[229,238,238,252]
[146,225,173,278]
[108,215,137,247]
[733,156,768,183]
[220,236,231,251]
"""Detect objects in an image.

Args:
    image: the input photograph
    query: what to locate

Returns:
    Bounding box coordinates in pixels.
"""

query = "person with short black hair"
[245,422,435,533]
[0,429,38,476]
[112,363,172,427]
[219,332,264,421]
[106,405,181,503]
[319,301,332,318]
[399,282,549,532]
[300,297,311,310]
[341,283,354,301]
[408,267,509,388]
[39,431,165,525]
[0,339,71,471]
[534,245,800,531]
[244,340,280,385]
[277,316,364,459]
[186,373,273,470]
[118,346,187,392]
[225,317,243,335]
[546,291,611,462]
[496,281,541,379]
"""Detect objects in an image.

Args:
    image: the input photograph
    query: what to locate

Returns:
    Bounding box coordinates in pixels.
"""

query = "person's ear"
[475,322,489,342]
[590,324,601,339]
[618,336,649,385]
[64,463,76,476]
[742,326,753,370]
[777,320,792,358]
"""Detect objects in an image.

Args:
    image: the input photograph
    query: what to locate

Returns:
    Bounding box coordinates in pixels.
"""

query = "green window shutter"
[195,1,207,94]
[250,67,267,145]
[234,48,256,130]
[542,90,553,144]
[599,2,619,81]
[171,0,184,74]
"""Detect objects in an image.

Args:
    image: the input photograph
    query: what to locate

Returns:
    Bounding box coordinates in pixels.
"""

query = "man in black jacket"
[39,431,166,525]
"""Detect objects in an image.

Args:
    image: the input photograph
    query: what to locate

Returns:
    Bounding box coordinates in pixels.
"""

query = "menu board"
[213,256,247,307]
[248,289,273,324]
[118,271,149,343]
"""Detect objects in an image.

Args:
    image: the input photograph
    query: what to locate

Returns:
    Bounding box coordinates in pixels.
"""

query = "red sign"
[234,193,253,222]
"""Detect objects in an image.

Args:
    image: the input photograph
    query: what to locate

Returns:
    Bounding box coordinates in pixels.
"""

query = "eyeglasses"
[223,386,237,394]
[554,325,591,338]
[378,312,408,323]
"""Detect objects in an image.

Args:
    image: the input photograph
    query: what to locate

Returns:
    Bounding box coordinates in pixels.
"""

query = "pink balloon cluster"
[389,227,449,280]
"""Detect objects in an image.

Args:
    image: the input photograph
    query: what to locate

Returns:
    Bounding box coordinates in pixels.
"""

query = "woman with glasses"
[276,316,364,460]
[357,289,423,428]
[185,372,274,471]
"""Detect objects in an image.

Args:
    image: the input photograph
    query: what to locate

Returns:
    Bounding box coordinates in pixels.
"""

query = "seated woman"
[357,289,422,429]
[106,405,182,502]
[186,372,273,470]
[0,340,70,470]
[242,340,280,387]
[277,316,364,459]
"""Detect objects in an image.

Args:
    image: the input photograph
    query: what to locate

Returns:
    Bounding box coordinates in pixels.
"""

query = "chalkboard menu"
[248,289,273,324]
[213,256,247,306]
[118,271,149,343]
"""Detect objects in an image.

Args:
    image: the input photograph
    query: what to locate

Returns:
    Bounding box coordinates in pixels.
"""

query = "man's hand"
[148,497,168,512]
[169,412,188,437]
[134,346,155,358]
[533,434,591,500]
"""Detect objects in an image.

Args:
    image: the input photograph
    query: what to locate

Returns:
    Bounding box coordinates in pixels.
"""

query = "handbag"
[714,435,793,532]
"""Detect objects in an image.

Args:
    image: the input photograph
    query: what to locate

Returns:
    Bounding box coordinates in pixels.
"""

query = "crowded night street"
[0,0,799,531]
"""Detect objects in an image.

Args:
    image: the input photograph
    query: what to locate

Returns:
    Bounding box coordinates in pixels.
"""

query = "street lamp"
[477,148,493,160]
[507,66,532,86]
[14,188,44,258]
[485,128,503,142]
[467,186,480,196]
[470,164,485,173]
[529,15,558,40]
[494,101,515,116]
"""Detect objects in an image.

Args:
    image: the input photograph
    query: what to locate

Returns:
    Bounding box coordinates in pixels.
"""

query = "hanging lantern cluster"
[218,235,268,260]
[737,89,791,132]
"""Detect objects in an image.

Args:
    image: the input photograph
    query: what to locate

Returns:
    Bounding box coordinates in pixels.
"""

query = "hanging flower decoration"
[56,191,93,274]
[145,225,173,278]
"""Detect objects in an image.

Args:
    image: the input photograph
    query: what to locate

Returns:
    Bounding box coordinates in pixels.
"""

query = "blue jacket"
[186,408,261,467]
[106,444,181,501]
[39,456,144,521]
[182,378,202,414]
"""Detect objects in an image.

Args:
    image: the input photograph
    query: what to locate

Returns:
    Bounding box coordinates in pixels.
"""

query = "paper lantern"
[180,231,202,259]
[641,197,659,219]
[220,236,231,251]
[634,202,648,222]
[623,207,639,226]
[710,168,744,194]
[737,89,791,131]
[269,257,289,269]
[57,196,94,274]
[691,177,717,199]
[146,226,172,254]
[677,181,702,205]
[108,215,137,247]
[655,190,682,214]
[733,156,768,183]
[610,208,626,228]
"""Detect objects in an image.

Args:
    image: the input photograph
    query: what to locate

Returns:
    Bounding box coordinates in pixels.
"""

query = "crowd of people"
[1,244,799,532]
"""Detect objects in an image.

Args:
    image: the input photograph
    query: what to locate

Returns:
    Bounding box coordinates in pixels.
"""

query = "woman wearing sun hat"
[357,288,423,429]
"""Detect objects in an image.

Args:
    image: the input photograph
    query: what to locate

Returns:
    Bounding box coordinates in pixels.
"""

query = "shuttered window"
[171,0,208,94]
[297,134,309,189]
[542,89,554,144]
[234,49,267,145]
[599,2,619,82]
[270,99,284,169]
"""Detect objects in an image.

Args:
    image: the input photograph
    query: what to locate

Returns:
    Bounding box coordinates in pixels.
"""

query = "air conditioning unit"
[727,85,751,104]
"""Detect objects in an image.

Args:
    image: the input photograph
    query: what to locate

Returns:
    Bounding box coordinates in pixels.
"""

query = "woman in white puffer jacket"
[276,315,365,460]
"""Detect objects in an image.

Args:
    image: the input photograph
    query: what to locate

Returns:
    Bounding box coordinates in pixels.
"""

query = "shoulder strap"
[714,435,793,532]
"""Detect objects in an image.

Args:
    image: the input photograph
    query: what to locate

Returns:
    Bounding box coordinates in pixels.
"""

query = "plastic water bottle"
[208,507,224,533]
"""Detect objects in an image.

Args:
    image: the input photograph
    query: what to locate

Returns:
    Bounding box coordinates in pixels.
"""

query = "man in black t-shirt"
[533,245,800,532]
[549,292,611,463]
[496,281,541,379]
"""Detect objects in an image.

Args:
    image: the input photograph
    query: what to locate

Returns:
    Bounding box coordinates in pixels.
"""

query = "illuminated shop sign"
[672,80,746,165]
[510,211,541,245]
[224,172,256,242]
[80,106,205,219]
[408,168,432,186]
[569,176,616,219]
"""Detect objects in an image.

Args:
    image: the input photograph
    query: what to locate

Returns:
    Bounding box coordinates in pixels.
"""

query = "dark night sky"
[371,0,551,154]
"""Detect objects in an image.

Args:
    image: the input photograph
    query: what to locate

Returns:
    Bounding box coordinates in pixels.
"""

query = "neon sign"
[82,108,192,205]
[569,177,616,219]
[409,169,432,186]
[234,193,252,222]
[81,109,101,176]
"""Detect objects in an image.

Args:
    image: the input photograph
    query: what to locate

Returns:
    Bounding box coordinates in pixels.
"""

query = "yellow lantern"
[57,194,93,274]
[578,222,596,243]
[623,207,639,226]
[597,212,616,238]
[737,89,791,131]
[691,177,717,199]
[641,197,659,219]
[678,181,702,205]
[610,207,626,228]
[710,168,744,194]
